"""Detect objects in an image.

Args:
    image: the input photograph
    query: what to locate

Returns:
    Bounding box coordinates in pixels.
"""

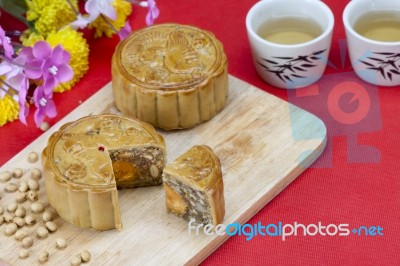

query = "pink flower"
[0,53,30,124]
[33,86,57,127]
[22,41,73,95]
[118,21,132,40]
[145,0,159,26]
[17,78,30,125]
[0,26,14,59]
[71,0,116,29]
[85,0,117,20]
[70,14,92,30]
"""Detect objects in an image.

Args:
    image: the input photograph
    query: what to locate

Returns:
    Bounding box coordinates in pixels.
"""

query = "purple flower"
[70,14,91,30]
[86,0,116,21]
[0,26,14,59]
[33,86,57,127]
[17,78,30,125]
[145,0,159,26]
[0,50,31,124]
[22,41,73,95]
[118,21,132,40]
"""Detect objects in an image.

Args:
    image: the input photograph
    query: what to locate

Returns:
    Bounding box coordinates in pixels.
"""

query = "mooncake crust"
[42,114,166,231]
[112,23,229,130]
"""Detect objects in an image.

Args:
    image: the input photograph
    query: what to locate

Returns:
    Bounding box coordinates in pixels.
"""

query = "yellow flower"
[0,95,20,127]
[89,0,132,38]
[26,0,78,38]
[20,29,45,46]
[22,27,89,94]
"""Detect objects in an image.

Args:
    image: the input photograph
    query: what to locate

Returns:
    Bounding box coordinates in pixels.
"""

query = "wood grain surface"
[0,75,326,266]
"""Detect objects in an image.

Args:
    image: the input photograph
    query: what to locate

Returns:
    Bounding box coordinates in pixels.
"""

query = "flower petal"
[18,79,29,125]
[70,14,92,29]
[32,41,52,60]
[118,21,132,40]
[101,4,117,20]
[0,61,13,76]
[85,0,101,21]
[56,64,74,83]
[52,45,71,65]
[42,77,57,96]
[34,107,44,128]
[45,99,57,118]
[0,26,14,59]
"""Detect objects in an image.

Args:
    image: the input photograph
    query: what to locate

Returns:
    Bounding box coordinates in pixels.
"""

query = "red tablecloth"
[1,1,399,265]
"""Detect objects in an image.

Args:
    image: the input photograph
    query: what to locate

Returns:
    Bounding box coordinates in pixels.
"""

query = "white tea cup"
[343,0,400,87]
[246,0,334,89]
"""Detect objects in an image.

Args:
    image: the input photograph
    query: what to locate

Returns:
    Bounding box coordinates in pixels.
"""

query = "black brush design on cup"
[359,52,400,80]
[257,49,326,82]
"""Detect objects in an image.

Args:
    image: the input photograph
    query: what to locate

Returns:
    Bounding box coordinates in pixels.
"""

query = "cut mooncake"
[112,23,229,130]
[163,145,225,226]
[42,114,166,231]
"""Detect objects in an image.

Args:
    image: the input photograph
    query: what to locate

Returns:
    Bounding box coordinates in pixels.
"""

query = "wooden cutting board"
[0,75,326,265]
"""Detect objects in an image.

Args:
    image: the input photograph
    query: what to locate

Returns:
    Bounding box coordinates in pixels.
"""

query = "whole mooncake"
[42,114,166,231]
[112,23,229,130]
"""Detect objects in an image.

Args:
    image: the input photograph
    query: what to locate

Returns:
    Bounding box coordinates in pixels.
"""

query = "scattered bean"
[4,223,18,236]
[27,179,40,191]
[15,193,27,203]
[5,183,18,193]
[18,181,29,193]
[22,236,34,247]
[31,168,42,180]
[38,251,49,263]
[0,216,4,225]
[45,221,57,232]
[43,209,56,222]
[15,206,26,218]
[80,250,91,263]
[13,217,25,227]
[0,171,12,182]
[56,238,67,249]
[19,250,29,259]
[31,202,45,213]
[7,203,18,213]
[71,256,81,266]
[15,229,28,241]
[37,226,49,238]
[28,152,39,163]
[25,214,36,225]
[12,168,23,178]
[0,206,4,215]
[40,122,50,132]
[27,190,38,201]
[4,213,15,222]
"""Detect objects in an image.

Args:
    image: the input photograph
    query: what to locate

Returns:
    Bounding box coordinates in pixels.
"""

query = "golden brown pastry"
[163,145,225,226]
[112,23,229,130]
[42,114,166,231]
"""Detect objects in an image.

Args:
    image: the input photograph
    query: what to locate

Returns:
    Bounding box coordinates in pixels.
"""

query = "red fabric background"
[1,1,399,265]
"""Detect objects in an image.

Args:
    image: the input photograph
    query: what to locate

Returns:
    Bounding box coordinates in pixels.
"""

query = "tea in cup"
[246,0,334,89]
[343,0,400,86]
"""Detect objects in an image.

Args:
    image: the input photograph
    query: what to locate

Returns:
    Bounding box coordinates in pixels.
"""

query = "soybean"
[0,171,12,182]
[22,236,34,247]
[28,152,39,163]
[12,168,23,178]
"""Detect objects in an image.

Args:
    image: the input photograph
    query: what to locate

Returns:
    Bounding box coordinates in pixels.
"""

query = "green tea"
[354,11,400,42]
[257,17,323,45]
